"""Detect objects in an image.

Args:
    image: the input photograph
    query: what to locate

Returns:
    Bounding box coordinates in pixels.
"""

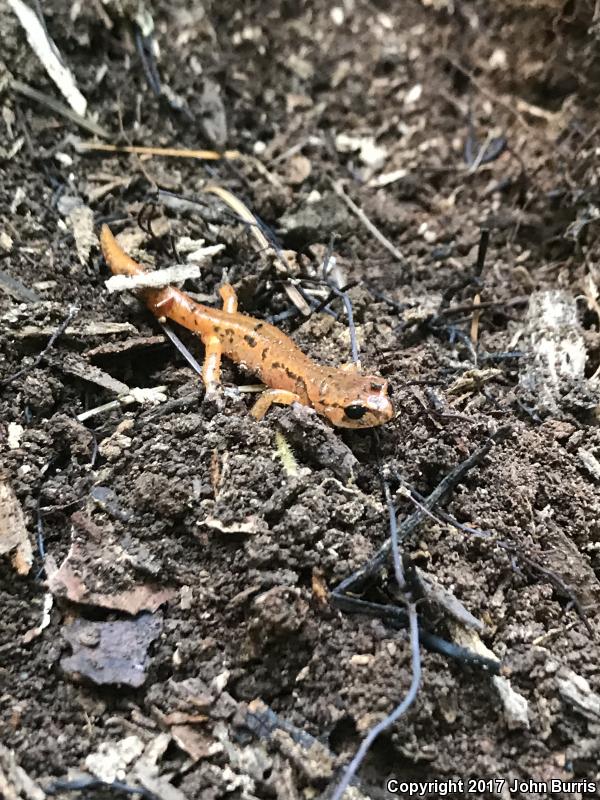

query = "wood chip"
[171,725,222,762]
[85,335,166,360]
[68,205,97,264]
[60,353,130,395]
[61,612,162,688]
[105,263,201,293]
[16,321,139,339]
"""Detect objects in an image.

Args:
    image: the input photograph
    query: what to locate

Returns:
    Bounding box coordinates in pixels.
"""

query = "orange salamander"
[100,224,394,428]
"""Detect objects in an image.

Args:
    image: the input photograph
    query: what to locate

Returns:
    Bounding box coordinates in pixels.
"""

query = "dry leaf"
[0,480,33,575]
[48,517,175,613]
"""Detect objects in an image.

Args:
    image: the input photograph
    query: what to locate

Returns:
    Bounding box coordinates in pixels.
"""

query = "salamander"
[100,224,394,428]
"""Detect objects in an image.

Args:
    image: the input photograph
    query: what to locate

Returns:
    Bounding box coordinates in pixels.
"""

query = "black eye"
[345,404,367,420]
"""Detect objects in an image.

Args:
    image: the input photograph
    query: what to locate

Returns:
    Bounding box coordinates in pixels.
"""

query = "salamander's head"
[310,370,394,429]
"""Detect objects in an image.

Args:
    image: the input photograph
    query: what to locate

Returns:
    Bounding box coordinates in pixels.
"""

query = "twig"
[159,322,203,376]
[332,595,501,673]
[76,141,239,159]
[1,305,80,386]
[330,604,421,800]
[334,432,502,597]
[76,385,168,422]
[331,180,404,264]
[44,777,158,799]
[134,27,161,96]
[8,0,87,115]
[11,80,109,138]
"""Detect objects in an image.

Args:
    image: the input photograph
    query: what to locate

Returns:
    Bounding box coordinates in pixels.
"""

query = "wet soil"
[1,2,600,799]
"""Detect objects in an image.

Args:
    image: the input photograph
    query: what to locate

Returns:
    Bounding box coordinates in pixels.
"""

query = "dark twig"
[333,595,501,673]
[330,605,421,800]
[475,228,490,278]
[335,432,501,597]
[1,305,80,387]
[44,777,158,799]
[135,27,161,96]
[36,495,46,561]
[329,432,507,796]
[404,485,592,635]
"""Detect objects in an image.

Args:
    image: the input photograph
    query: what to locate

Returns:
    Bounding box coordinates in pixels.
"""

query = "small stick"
[332,595,501,672]
[76,141,240,160]
[76,385,168,422]
[331,180,404,264]
[470,293,481,346]
[470,229,490,355]
[159,322,203,377]
[1,305,79,386]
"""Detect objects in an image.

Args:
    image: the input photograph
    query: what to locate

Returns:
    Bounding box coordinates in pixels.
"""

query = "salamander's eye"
[345,404,367,420]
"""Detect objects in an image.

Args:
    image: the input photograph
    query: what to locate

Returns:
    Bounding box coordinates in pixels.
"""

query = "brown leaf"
[0,480,33,575]
[47,516,175,614]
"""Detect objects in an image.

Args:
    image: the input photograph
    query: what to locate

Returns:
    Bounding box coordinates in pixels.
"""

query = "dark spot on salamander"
[254,322,264,331]
[295,375,308,398]
[244,334,258,347]
[261,347,270,360]
[370,382,384,391]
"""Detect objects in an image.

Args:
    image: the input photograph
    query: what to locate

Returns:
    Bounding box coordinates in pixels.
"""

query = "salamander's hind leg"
[201,333,223,396]
[219,283,238,314]
[251,389,302,420]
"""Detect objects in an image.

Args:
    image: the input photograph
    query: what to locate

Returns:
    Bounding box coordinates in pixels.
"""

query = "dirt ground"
[2,1,600,799]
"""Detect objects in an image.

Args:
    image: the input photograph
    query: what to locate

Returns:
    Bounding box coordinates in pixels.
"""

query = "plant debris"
[48,515,175,613]
[61,612,162,688]
[0,480,33,575]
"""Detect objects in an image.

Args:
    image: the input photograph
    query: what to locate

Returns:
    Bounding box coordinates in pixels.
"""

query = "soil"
[1,2,600,799]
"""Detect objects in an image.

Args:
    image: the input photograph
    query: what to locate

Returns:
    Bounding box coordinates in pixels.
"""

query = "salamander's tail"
[100,224,145,276]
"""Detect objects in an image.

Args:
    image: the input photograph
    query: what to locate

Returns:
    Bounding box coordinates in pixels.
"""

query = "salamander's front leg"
[219,283,238,314]
[201,333,223,395]
[251,389,302,420]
